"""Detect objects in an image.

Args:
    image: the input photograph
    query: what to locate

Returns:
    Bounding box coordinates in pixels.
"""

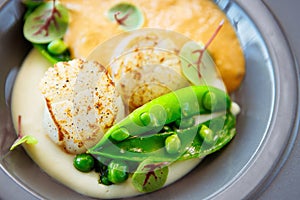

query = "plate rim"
[0,0,299,199]
[211,0,300,199]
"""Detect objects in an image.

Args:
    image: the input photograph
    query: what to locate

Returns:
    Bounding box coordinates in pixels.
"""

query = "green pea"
[73,153,95,172]
[100,173,112,186]
[199,125,214,145]
[33,43,71,64]
[140,112,151,126]
[47,39,68,55]
[107,160,129,184]
[111,127,130,141]
[202,91,216,111]
[165,134,181,154]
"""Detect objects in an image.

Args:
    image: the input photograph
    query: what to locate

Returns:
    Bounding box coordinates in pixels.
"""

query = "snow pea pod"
[88,112,236,163]
[90,85,231,149]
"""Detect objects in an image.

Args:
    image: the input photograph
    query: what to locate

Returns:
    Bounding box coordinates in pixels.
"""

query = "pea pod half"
[88,113,236,163]
[90,85,231,149]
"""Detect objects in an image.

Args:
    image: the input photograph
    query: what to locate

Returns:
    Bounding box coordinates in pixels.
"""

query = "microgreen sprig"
[10,115,38,151]
[107,3,144,31]
[132,160,169,193]
[192,20,224,78]
[23,0,69,44]
[180,20,224,85]
[114,10,133,26]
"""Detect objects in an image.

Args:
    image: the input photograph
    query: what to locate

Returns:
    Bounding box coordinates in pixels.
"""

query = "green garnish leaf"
[23,1,69,44]
[22,0,44,9]
[180,20,225,86]
[10,135,38,151]
[22,0,44,20]
[107,3,144,31]
[10,115,38,151]
[132,159,169,193]
[179,41,215,85]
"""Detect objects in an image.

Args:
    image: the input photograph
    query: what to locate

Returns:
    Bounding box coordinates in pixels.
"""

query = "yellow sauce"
[61,0,245,92]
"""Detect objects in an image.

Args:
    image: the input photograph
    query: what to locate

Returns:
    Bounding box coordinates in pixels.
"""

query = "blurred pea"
[47,39,68,55]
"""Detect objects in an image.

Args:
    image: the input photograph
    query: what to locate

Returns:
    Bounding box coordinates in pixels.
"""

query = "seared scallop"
[108,30,190,111]
[40,59,124,154]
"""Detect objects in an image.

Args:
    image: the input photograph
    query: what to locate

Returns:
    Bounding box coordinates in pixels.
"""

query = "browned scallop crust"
[39,59,124,153]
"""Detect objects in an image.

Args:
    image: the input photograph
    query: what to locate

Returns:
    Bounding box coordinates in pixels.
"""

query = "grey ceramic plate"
[0,0,299,199]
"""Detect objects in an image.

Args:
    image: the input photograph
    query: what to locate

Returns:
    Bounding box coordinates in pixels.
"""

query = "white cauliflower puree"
[11,49,202,198]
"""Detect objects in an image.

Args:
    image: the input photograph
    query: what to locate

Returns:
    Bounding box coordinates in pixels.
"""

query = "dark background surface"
[0,0,299,199]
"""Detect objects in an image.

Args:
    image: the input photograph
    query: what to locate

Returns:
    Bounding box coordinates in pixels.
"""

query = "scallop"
[40,59,124,154]
[108,30,190,111]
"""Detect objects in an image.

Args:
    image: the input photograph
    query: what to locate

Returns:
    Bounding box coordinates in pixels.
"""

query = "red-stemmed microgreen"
[132,160,169,193]
[179,20,225,86]
[107,3,144,31]
[192,20,224,78]
[23,0,69,44]
[32,0,61,37]
[141,162,169,186]
[10,115,38,151]
[114,10,133,26]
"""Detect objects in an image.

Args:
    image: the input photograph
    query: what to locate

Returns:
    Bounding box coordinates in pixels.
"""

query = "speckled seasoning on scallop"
[39,59,125,153]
